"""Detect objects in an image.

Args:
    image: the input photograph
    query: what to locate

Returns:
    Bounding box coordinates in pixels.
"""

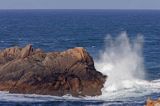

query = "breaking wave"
[94,32,160,100]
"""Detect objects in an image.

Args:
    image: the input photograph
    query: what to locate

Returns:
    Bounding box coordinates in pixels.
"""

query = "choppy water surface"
[0,10,160,106]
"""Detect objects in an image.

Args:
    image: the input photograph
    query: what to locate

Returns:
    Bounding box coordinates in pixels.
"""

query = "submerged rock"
[0,45,106,96]
[145,97,160,106]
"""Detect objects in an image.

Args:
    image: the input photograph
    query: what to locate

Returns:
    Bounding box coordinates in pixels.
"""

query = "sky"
[0,0,160,9]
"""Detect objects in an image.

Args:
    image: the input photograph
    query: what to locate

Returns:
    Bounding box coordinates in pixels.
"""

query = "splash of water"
[93,32,160,100]
[95,32,143,94]
[95,32,145,90]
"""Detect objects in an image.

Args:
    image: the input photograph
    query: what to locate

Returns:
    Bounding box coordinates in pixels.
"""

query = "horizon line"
[0,8,160,10]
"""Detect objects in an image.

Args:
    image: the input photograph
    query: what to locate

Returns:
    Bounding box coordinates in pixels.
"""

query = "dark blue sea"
[0,9,160,106]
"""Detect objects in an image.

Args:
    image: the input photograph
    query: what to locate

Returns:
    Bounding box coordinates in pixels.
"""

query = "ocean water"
[0,10,160,106]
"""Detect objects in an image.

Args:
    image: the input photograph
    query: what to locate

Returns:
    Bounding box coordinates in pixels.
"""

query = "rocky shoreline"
[0,45,106,96]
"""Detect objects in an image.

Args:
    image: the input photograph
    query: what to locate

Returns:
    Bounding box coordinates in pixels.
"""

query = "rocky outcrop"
[0,45,106,96]
[145,97,160,106]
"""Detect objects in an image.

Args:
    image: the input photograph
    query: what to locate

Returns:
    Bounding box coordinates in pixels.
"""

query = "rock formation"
[145,97,160,106]
[0,44,106,96]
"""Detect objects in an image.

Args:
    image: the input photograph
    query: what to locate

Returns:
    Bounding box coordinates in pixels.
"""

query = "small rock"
[145,97,160,106]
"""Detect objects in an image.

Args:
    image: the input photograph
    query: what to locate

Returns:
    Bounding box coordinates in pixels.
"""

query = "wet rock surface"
[0,45,106,96]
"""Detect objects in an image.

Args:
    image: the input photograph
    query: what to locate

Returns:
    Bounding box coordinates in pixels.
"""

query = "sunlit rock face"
[0,45,106,96]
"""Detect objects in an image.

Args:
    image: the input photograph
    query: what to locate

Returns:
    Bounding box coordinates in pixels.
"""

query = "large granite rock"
[0,45,106,96]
